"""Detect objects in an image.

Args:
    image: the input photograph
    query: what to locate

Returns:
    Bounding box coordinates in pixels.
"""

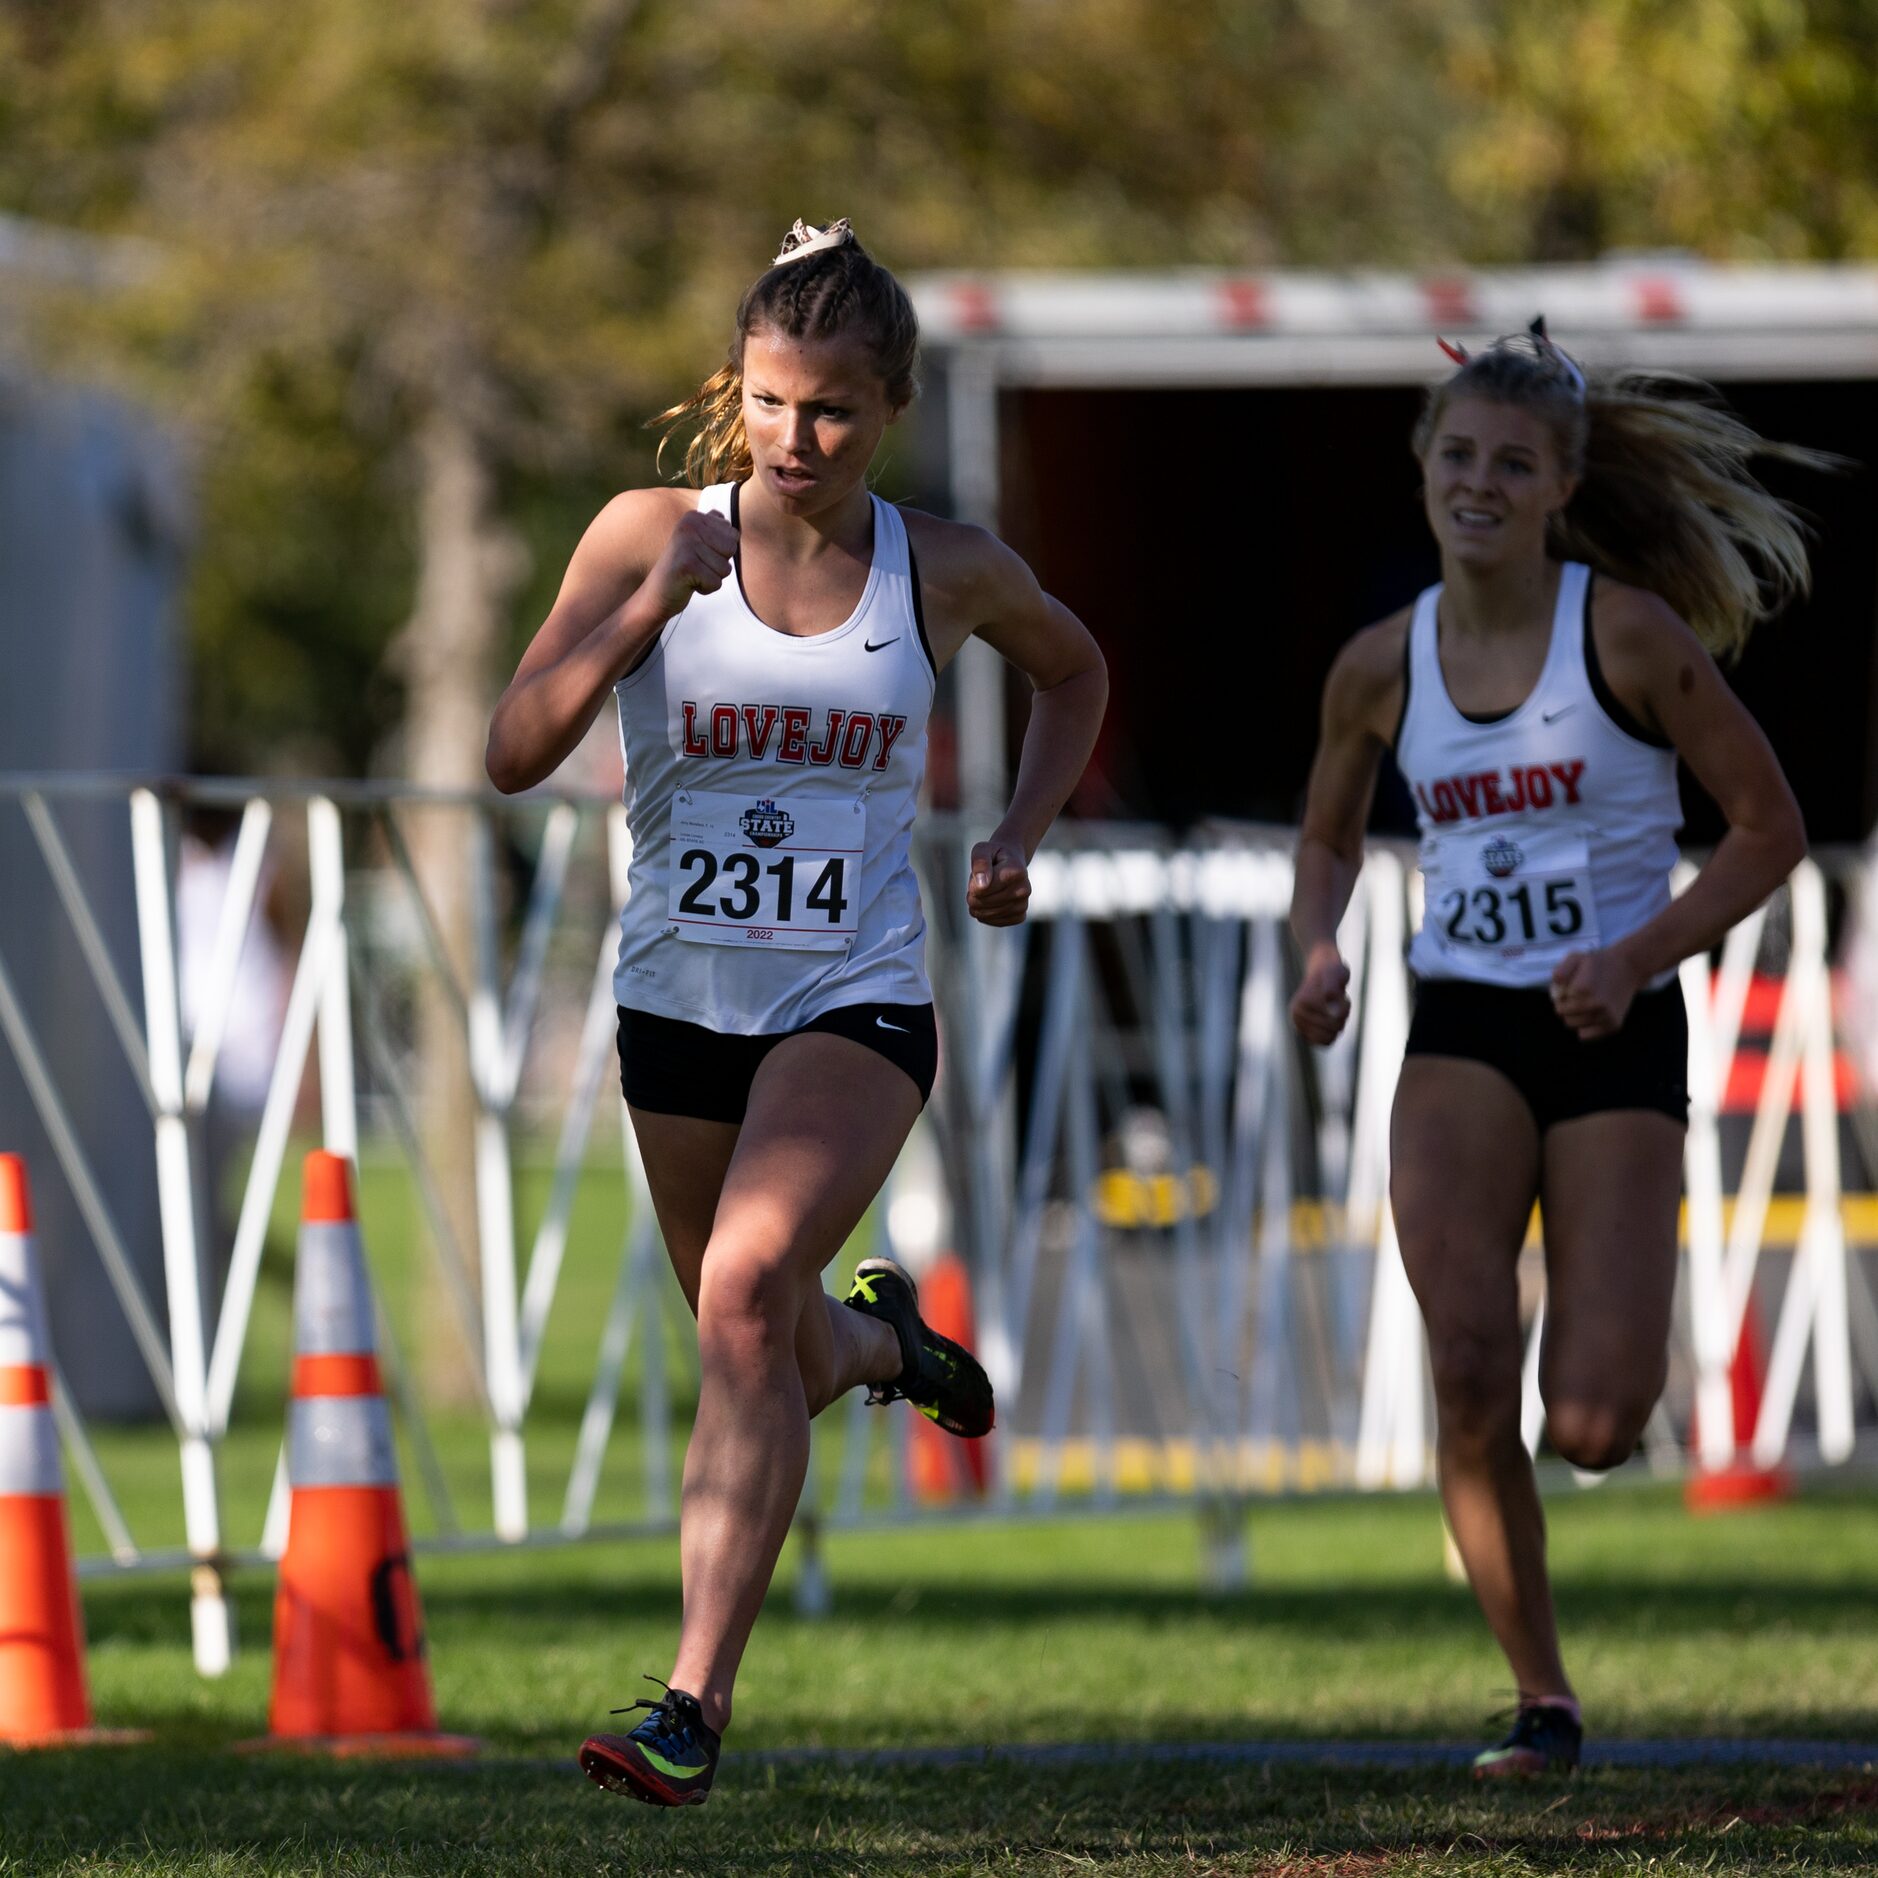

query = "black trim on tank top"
[728,480,745,590]
[1459,703,1517,726]
[1583,572,1673,749]
[1389,619,1412,749]
[904,531,937,678]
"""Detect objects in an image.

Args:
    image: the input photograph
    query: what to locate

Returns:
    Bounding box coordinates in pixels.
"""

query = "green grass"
[22,1144,1878,1868]
[8,1488,1877,1873]
[5,1752,1875,1877]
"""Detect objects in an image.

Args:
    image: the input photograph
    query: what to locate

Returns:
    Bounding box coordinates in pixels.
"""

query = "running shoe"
[1473,1699,1583,1778]
[843,1257,995,1438]
[579,1679,721,1807]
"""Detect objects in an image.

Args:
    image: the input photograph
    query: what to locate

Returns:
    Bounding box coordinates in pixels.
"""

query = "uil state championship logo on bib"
[740,800,794,849]
[1482,836,1523,879]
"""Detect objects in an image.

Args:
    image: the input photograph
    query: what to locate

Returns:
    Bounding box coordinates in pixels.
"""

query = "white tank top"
[1397,562,1681,988]
[611,481,935,1033]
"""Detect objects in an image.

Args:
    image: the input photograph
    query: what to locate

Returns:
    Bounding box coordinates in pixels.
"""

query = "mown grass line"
[1,1753,1874,1875]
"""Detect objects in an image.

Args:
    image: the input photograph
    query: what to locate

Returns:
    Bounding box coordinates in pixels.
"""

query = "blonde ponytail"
[1417,337,1841,659]
[1556,374,1836,661]
[652,362,750,488]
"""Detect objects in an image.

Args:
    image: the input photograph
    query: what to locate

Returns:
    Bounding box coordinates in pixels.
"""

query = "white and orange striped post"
[251,1151,474,1756]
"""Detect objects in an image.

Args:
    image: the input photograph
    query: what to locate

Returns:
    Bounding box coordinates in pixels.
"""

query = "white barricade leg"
[131,789,231,1676]
[1754,863,1854,1467]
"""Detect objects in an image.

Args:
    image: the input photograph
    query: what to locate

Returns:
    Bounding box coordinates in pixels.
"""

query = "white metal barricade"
[1,776,1874,1676]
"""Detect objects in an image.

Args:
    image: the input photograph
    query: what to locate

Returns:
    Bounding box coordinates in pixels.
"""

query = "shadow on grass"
[0,1753,1873,1876]
[84,1565,1878,1652]
[71,1564,1878,1756]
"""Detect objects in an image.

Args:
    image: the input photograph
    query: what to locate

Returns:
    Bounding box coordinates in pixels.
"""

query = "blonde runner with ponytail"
[1414,323,1840,660]
[1293,313,1814,1781]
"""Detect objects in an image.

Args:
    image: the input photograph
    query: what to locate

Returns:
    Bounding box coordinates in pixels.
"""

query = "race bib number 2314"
[667,790,862,950]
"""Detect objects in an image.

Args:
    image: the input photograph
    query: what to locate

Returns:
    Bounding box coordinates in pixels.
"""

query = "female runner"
[1289,324,1814,1773]
[486,218,1107,1806]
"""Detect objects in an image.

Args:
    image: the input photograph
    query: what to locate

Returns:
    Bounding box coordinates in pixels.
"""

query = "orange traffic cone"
[0,1153,90,1744]
[909,1253,989,1503]
[251,1152,474,1756]
[0,1156,147,1747]
[1686,1302,1791,1512]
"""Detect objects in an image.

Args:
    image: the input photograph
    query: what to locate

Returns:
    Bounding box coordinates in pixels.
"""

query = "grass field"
[7,1486,1878,1874]
[11,1145,1876,1869]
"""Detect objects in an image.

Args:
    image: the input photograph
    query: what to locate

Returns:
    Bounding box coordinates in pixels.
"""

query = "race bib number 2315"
[1429,831,1601,959]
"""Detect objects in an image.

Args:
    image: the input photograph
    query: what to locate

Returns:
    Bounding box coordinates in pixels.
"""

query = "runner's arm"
[1593,587,1806,986]
[485,490,730,793]
[908,516,1107,927]
[1290,623,1402,1044]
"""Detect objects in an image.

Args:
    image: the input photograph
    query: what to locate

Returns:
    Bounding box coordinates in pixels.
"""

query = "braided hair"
[654,220,920,487]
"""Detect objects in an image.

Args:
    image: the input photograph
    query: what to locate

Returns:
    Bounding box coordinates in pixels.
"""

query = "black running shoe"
[843,1257,995,1438]
[1473,1700,1582,1778]
[579,1679,721,1807]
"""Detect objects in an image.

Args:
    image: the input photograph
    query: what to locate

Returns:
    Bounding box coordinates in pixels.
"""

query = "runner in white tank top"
[1288,324,1810,1775]
[1398,559,1681,989]
[485,219,1107,1805]
[612,477,935,1032]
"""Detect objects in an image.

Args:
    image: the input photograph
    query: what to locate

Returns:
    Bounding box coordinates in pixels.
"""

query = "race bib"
[667,790,863,950]
[1425,829,1600,960]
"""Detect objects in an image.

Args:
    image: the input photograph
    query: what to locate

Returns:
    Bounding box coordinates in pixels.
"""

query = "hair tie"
[1528,315,1587,401]
[773,218,855,268]
[1436,337,1471,366]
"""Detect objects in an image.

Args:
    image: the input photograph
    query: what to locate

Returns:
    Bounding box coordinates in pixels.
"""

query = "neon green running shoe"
[579,1679,720,1807]
[1473,1700,1582,1778]
[843,1257,995,1438]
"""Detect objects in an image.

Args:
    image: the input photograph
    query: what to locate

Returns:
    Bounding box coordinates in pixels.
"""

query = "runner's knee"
[697,1241,803,1368]
[1543,1395,1650,1472]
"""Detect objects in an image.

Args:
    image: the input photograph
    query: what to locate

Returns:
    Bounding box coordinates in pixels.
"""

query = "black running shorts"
[1403,977,1689,1132]
[617,1001,939,1125]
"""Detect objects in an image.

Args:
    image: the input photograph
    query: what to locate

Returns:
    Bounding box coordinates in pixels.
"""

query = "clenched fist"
[1549,946,1640,1041]
[644,509,740,622]
[1290,942,1353,1046]
[967,836,1031,927]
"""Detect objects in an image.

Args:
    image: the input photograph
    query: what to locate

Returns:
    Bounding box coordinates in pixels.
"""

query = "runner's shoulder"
[1324,607,1413,742]
[900,507,1034,611]
[583,486,706,583]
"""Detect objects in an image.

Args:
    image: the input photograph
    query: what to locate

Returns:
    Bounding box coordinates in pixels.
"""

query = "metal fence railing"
[2,775,1875,1674]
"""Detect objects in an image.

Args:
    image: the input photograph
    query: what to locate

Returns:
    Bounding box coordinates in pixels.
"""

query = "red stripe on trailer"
[292,1353,384,1399]
[949,280,1000,334]
[1421,275,1477,327]
[1216,278,1270,329]
[1634,276,1686,323]
[0,1366,49,1408]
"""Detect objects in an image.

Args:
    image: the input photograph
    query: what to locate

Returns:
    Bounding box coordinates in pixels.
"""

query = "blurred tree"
[5,0,1875,778]
[1444,0,1878,260]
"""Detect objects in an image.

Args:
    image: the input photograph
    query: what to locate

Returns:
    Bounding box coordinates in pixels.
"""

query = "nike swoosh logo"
[1542,706,1576,723]
[640,1744,708,1780]
[863,637,900,652]
[875,1016,909,1032]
